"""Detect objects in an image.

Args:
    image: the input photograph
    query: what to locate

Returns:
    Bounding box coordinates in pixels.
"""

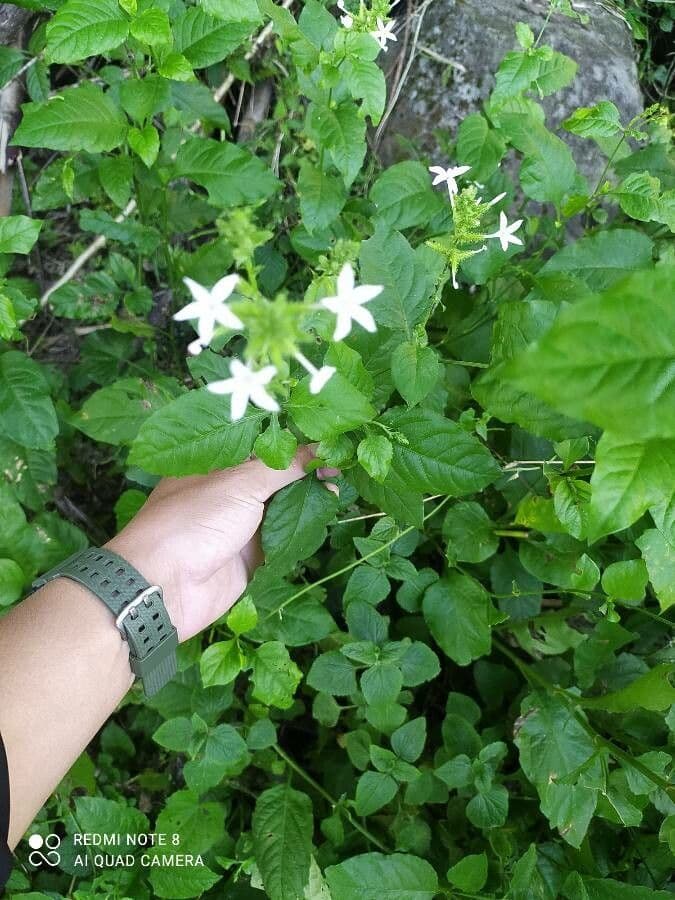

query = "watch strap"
[33,548,178,696]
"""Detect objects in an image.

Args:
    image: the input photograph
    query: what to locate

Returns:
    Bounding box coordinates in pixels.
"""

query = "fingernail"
[323,481,340,497]
[317,467,341,479]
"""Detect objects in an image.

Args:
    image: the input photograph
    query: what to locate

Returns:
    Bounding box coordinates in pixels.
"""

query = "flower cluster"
[173,265,383,421]
[427,163,523,288]
[336,0,399,51]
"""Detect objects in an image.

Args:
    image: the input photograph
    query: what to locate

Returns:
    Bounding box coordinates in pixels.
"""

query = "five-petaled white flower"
[428,164,472,206]
[173,275,243,356]
[295,351,336,394]
[336,0,353,27]
[207,359,279,421]
[320,263,383,342]
[371,17,397,51]
[485,211,524,252]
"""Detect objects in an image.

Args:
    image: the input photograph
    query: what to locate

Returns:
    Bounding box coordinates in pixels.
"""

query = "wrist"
[104,531,185,642]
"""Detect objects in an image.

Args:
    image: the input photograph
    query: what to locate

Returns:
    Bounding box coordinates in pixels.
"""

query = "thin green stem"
[273,745,390,852]
[263,496,451,621]
[589,132,626,201]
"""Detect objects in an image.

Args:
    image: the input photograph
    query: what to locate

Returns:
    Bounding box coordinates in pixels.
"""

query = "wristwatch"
[32,547,179,697]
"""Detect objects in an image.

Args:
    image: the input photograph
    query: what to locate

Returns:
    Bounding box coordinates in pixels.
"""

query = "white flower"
[207,359,279,421]
[320,263,382,341]
[487,191,507,207]
[485,211,524,252]
[336,0,353,27]
[295,351,336,395]
[428,164,471,206]
[173,275,243,355]
[371,17,397,50]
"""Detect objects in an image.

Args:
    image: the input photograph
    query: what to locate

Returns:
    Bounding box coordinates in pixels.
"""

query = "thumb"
[224,445,316,503]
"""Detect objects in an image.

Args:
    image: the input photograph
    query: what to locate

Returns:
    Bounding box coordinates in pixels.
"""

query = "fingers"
[224,445,316,503]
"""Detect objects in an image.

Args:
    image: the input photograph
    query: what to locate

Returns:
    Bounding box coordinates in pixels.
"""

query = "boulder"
[378,0,643,183]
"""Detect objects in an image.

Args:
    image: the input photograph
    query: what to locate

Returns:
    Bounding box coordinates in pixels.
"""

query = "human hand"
[106,447,320,642]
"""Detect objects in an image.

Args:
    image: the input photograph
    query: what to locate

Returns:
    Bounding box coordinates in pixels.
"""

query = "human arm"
[0,448,315,849]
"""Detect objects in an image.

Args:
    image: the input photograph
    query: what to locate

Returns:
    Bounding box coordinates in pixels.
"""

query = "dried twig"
[374,0,435,150]
[38,0,294,307]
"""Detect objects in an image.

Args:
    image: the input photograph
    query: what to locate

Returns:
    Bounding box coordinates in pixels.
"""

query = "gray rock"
[378,0,643,184]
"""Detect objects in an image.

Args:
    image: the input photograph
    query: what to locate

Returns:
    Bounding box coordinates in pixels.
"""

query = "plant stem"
[263,496,451,621]
[273,744,390,852]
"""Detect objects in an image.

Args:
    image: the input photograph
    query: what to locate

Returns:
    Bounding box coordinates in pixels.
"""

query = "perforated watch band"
[32,548,178,696]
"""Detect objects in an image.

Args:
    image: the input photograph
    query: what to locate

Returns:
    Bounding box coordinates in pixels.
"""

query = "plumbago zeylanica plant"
[1,0,674,897]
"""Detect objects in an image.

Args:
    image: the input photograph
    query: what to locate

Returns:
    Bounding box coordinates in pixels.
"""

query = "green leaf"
[200,639,244,687]
[360,229,437,334]
[150,864,222,899]
[0,47,25,89]
[227,594,258,635]
[447,853,488,893]
[636,528,675,611]
[506,268,673,440]
[128,124,159,167]
[473,299,587,441]
[443,501,498,563]
[579,664,675,713]
[466,783,509,828]
[0,558,24,607]
[391,343,439,408]
[601,559,648,602]
[563,101,623,138]
[391,717,426,763]
[262,477,338,573]
[288,373,375,440]
[520,537,599,591]
[99,155,134,207]
[361,661,402,705]
[174,137,279,207]
[343,55,386,124]
[306,100,366,185]
[423,574,494,666]
[174,7,252,67]
[201,0,262,22]
[254,418,298,470]
[588,432,675,539]
[130,8,171,46]
[156,791,225,855]
[0,351,58,450]
[456,114,506,182]
[370,161,447,231]
[537,229,654,292]
[540,781,596,848]
[379,407,500,497]
[514,692,596,787]
[153,717,192,753]
[183,723,249,792]
[251,641,302,709]
[354,771,398,815]
[120,75,171,123]
[14,83,127,153]
[298,162,346,233]
[128,388,265,476]
[326,852,439,900]
[74,377,183,446]
[45,0,129,63]
[0,216,42,255]
[307,651,357,696]
[357,435,392,483]
[252,784,313,900]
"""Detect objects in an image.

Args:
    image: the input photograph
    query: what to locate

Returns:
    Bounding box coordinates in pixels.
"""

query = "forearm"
[0,578,134,848]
